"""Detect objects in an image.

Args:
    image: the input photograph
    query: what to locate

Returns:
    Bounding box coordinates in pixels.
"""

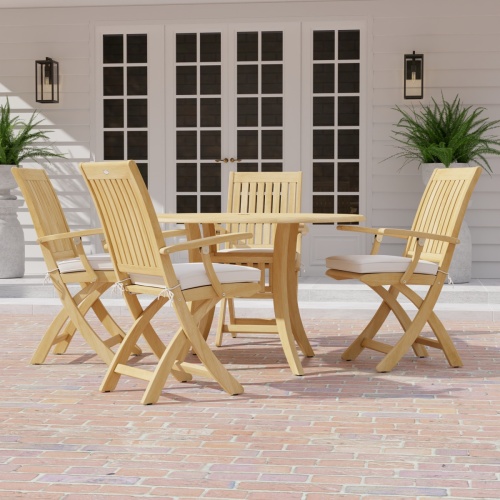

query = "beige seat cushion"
[325,254,438,275]
[58,253,113,274]
[130,263,261,291]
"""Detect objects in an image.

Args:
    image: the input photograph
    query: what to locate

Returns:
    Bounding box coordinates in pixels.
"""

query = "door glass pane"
[137,163,148,185]
[238,98,258,127]
[177,131,197,159]
[176,33,196,62]
[338,195,359,215]
[313,130,335,159]
[237,163,258,173]
[338,130,359,159]
[127,34,147,63]
[338,97,359,126]
[338,163,359,191]
[200,66,221,94]
[128,131,148,159]
[200,98,221,127]
[262,97,283,126]
[261,130,282,159]
[313,31,335,60]
[313,195,334,213]
[313,64,335,93]
[104,100,124,128]
[200,163,221,192]
[200,130,221,159]
[237,65,258,94]
[338,30,360,60]
[313,97,335,126]
[177,163,198,192]
[176,98,197,127]
[262,31,283,61]
[200,33,221,62]
[176,66,197,95]
[104,131,124,160]
[201,195,221,212]
[177,195,197,213]
[262,64,282,93]
[103,34,123,63]
[338,63,360,93]
[237,130,258,159]
[127,67,147,95]
[237,32,258,61]
[313,163,335,192]
[262,163,283,172]
[103,67,123,95]
[128,99,147,128]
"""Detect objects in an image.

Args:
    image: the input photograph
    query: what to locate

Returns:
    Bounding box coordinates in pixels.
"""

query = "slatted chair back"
[405,167,482,269]
[225,171,302,248]
[79,160,166,281]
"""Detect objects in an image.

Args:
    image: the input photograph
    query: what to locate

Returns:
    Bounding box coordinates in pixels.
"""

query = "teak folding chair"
[212,171,303,347]
[12,167,140,365]
[79,160,261,404]
[325,166,482,372]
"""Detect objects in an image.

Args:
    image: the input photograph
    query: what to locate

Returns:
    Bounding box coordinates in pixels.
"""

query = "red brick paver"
[1,310,499,499]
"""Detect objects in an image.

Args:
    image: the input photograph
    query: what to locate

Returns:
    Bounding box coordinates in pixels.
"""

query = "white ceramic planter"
[0,165,25,278]
[421,163,472,283]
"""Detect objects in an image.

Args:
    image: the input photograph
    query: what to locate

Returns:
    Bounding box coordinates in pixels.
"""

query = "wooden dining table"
[158,212,365,375]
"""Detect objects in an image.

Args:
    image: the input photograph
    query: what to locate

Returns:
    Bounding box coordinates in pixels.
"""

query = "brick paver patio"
[1,309,499,499]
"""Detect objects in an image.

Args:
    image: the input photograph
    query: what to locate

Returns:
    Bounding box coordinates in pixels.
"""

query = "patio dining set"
[12,161,481,404]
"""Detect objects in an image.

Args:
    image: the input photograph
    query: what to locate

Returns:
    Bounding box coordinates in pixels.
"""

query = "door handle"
[215,158,229,163]
[230,158,241,163]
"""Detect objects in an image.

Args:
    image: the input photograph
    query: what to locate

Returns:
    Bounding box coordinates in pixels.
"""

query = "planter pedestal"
[0,199,25,278]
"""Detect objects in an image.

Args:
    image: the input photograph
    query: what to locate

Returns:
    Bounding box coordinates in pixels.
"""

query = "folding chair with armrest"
[325,166,482,372]
[79,160,261,404]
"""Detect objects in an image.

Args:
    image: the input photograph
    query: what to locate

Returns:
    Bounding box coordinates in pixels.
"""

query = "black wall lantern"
[35,57,59,103]
[404,51,424,99]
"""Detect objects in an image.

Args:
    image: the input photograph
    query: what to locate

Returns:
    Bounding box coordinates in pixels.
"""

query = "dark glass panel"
[313,130,335,159]
[313,64,335,94]
[313,30,335,61]
[338,30,360,60]
[237,65,258,94]
[177,163,198,192]
[237,163,258,173]
[200,65,221,95]
[200,98,221,127]
[338,195,359,215]
[127,99,148,128]
[103,99,124,128]
[176,98,197,128]
[127,67,147,96]
[103,131,124,160]
[262,163,283,172]
[338,63,360,93]
[338,162,359,192]
[176,66,197,95]
[127,34,147,63]
[313,195,334,213]
[262,31,283,61]
[103,34,123,64]
[237,32,258,62]
[137,162,148,187]
[338,96,359,126]
[237,97,258,127]
[338,130,359,159]
[262,97,283,126]
[313,97,335,126]
[201,195,221,213]
[176,131,197,159]
[103,67,123,96]
[128,131,148,159]
[177,195,197,213]
[262,64,283,94]
[313,163,335,192]
[200,162,221,192]
[262,130,282,159]
[200,130,221,160]
[200,33,221,62]
[176,33,197,63]
[237,130,258,159]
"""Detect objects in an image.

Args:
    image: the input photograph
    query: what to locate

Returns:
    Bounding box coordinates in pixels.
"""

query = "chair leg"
[227,299,238,338]
[215,297,228,347]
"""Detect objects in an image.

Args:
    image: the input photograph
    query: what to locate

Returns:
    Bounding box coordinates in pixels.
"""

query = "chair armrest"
[162,229,187,239]
[337,225,459,244]
[160,232,253,254]
[38,228,104,244]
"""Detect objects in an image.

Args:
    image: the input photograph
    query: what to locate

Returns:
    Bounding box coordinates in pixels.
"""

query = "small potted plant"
[389,94,500,182]
[0,98,64,200]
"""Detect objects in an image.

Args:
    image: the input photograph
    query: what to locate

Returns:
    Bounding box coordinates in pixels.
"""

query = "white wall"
[1,0,499,277]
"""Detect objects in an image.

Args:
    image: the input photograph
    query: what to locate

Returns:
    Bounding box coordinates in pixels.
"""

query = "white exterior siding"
[1,0,499,277]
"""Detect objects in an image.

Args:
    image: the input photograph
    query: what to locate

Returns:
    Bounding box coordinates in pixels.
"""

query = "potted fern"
[0,99,64,278]
[390,94,500,183]
[0,99,64,200]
